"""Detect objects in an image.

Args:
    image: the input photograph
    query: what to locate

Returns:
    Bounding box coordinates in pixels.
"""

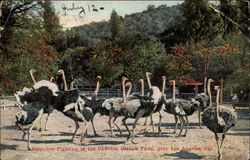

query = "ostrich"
[194,76,210,128]
[143,72,161,132]
[53,89,93,143]
[15,87,93,150]
[79,76,106,136]
[202,84,237,160]
[101,77,128,137]
[14,79,59,131]
[118,81,157,143]
[15,86,56,150]
[162,80,200,137]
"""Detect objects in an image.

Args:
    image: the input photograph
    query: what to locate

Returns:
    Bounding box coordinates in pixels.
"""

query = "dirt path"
[1,105,249,160]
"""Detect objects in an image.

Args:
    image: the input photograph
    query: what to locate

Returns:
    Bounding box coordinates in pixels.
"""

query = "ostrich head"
[162,76,166,80]
[29,69,37,74]
[146,72,152,77]
[138,79,144,83]
[96,76,102,81]
[121,76,128,82]
[214,85,220,90]
[57,69,64,75]
[208,79,214,83]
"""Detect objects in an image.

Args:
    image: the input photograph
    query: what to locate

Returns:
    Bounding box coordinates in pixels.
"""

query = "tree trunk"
[220,78,224,104]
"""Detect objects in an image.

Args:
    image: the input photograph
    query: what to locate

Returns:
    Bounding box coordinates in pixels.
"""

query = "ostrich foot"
[27,145,31,151]
[182,134,187,137]
[131,139,138,144]
[172,131,176,134]
[38,128,42,132]
[111,134,117,138]
[22,133,27,140]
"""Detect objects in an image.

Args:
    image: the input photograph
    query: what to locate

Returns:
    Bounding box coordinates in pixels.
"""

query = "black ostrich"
[14,80,59,131]
[194,76,210,128]
[15,86,56,150]
[202,84,237,160]
[53,89,93,143]
[162,80,200,137]
[118,78,163,143]
[79,76,107,136]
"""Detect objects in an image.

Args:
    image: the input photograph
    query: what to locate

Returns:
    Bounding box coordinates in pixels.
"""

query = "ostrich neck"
[93,80,100,97]
[30,71,36,84]
[122,80,126,101]
[207,81,212,107]
[141,80,144,96]
[146,75,152,89]
[62,72,68,91]
[204,76,207,94]
[172,81,176,103]
[126,83,132,98]
[216,88,220,119]
[162,79,166,96]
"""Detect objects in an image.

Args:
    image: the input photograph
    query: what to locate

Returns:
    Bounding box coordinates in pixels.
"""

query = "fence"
[1,88,248,109]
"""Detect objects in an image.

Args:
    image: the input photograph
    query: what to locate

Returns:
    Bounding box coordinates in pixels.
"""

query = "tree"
[165,44,193,80]
[182,0,224,41]
[41,0,62,43]
[0,0,42,56]
[219,0,242,33]
[110,9,123,40]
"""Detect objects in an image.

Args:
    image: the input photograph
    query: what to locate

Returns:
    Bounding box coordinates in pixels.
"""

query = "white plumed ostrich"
[143,72,161,132]
[202,84,237,160]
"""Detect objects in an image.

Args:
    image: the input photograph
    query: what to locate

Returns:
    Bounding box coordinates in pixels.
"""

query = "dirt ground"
[1,104,249,160]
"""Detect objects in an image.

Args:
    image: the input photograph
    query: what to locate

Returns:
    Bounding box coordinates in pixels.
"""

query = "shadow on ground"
[162,150,204,159]
[0,144,17,150]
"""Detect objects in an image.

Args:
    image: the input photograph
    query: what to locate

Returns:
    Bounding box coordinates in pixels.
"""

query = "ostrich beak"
[146,72,152,76]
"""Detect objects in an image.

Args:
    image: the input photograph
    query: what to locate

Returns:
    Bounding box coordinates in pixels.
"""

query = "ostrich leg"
[16,122,27,140]
[198,110,202,129]
[220,133,226,149]
[113,116,122,136]
[150,114,155,134]
[130,110,144,144]
[38,116,43,132]
[80,120,89,143]
[214,133,222,160]
[44,114,50,131]
[122,117,131,141]
[91,114,97,136]
[27,109,44,150]
[183,116,189,136]
[158,111,162,135]
[177,116,184,137]
[173,115,179,134]
[108,112,116,137]
[71,120,79,142]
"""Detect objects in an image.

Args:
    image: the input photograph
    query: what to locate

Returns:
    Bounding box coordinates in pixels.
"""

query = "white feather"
[33,80,59,96]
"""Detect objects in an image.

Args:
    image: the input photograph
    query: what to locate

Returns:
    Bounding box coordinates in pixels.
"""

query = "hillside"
[69,4,182,47]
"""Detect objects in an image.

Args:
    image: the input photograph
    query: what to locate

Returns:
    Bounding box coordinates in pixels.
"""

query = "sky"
[53,1,183,28]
